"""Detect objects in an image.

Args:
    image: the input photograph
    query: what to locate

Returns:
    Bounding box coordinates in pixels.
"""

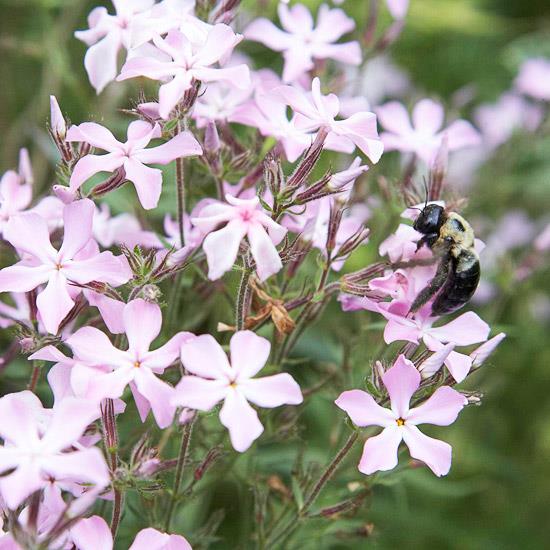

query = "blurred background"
[1,1,550,548]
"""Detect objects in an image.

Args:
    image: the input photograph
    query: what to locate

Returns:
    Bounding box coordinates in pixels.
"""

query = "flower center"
[55,263,63,271]
[239,210,254,223]
[133,361,141,368]
[396,418,405,426]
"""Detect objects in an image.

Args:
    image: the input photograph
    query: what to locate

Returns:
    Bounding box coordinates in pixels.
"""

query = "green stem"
[235,256,251,331]
[175,121,186,248]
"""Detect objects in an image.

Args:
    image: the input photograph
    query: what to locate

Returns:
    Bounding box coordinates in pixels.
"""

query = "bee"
[409,203,480,316]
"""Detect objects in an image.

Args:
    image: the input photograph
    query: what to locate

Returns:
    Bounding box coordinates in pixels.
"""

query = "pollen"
[396,418,405,426]
[133,361,141,368]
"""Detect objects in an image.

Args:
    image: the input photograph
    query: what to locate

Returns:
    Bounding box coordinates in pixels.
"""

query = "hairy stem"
[176,121,186,248]
[27,361,42,393]
[165,414,197,531]
[235,255,252,331]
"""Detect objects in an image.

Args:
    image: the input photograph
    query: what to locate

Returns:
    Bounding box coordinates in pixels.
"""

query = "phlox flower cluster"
[0,0,540,547]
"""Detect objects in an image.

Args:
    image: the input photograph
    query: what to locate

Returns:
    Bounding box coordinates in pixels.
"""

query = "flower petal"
[0,391,41,445]
[71,516,113,550]
[45,447,110,487]
[0,263,51,293]
[202,219,247,280]
[3,212,57,263]
[83,31,122,94]
[123,158,163,210]
[69,152,124,193]
[66,326,129,367]
[229,330,270,379]
[335,389,395,428]
[240,373,303,408]
[134,130,202,165]
[376,101,413,135]
[219,388,263,452]
[158,73,193,120]
[402,425,452,476]
[412,99,444,135]
[382,354,420,418]
[133,367,176,429]
[66,122,122,151]
[247,223,283,281]
[180,334,231,379]
[123,299,162,357]
[407,386,467,426]
[172,376,227,410]
[428,311,490,346]
[129,528,191,550]
[358,426,402,475]
[0,464,44,510]
[59,199,95,261]
[36,271,74,334]
[64,252,132,287]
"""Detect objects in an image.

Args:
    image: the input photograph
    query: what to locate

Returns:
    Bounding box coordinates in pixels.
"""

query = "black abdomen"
[432,250,480,315]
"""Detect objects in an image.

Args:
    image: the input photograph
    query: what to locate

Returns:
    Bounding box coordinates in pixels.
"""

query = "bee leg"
[415,233,439,252]
[408,255,451,314]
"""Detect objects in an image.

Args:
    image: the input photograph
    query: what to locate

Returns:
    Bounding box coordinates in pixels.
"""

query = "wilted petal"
[229,330,270,380]
[407,386,467,426]
[335,389,395,428]
[173,376,227,410]
[382,355,420,418]
[402,425,452,476]
[241,373,303,408]
[219,389,263,452]
[358,426,402,475]
[36,271,74,334]
[180,334,231,379]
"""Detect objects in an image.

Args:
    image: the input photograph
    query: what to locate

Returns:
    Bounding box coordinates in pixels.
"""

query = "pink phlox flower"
[378,223,426,262]
[335,355,468,476]
[0,392,109,510]
[0,199,132,334]
[66,120,202,209]
[386,0,410,19]
[129,527,192,550]
[275,78,384,163]
[474,92,543,149]
[75,0,157,93]
[192,194,287,281]
[0,149,34,235]
[173,331,302,452]
[60,299,192,428]
[245,3,361,83]
[118,25,250,119]
[376,98,481,164]
[515,57,550,102]
[93,203,160,249]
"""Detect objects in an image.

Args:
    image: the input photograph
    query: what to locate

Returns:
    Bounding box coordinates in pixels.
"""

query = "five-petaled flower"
[245,2,361,83]
[192,194,288,281]
[0,392,109,510]
[376,98,481,165]
[0,199,131,334]
[66,120,202,209]
[172,331,303,452]
[335,355,468,476]
[117,25,250,119]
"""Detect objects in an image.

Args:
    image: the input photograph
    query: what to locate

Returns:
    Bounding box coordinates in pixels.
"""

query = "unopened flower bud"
[142,284,161,303]
[19,337,35,354]
[50,95,66,139]
[286,126,328,191]
[18,148,33,185]
[179,408,196,425]
[467,393,483,406]
[204,121,221,154]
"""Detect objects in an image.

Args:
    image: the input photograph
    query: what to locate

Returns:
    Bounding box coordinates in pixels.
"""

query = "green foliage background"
[0,1,549,548]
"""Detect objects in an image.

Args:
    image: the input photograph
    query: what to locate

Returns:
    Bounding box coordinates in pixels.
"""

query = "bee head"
[413,204,445,235]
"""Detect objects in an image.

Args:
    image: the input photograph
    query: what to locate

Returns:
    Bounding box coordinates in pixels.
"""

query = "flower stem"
[175,121,186,248]
[165,414,196,531]
[27,361,41,393]
[235,256,252,331]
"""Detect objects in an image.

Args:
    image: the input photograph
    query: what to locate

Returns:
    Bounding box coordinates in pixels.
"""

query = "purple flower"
[376,98,481,164]
[0,392,109,509]
[192,195,287,281]
[245,3,361,83]
[0,199,131,334]
[66,120,202,209]
[515,57,550,102]
[173,331,303,452]
[336,355,468,476]
[117,25,250,119]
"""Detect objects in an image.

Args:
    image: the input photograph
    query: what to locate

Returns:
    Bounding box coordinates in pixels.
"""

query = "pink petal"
[412,99,445,135]
[194,23,243,66]
[240,373,303,408]
[219,389,263,452]
[0,264,51,293]
[66,326,129,366]
[134,130,202,165]
[229,330,270,379]
[158,73,193,120]
[180,334,231,379]
[358,426,402,475]
[443,119,482,150]
[418,343,455,379]
[126,120,160,149]
[275,85,320,121]
[59,199,95,261]
[281,47,314,83]
[428,311,490,346]
[0,464,44,510]
[131,382,151,423]
[66,122,121,150]
[64,252,132,287]
[335,389,395,427]
[382,355,420,418]
[123,157,163,210]
[386,0,410,19]
[71,516,113,550]
[172,376,227,410]
[331,112,384,163]
[141,332,191,371]
[83,31,122,94]
[443,350,473,383]
[402,425,452,476]
[384,318,421,344]
[3,212,57,263]
[244,18,291,51]
[69,152,124,192]
[193,65,251,90]
[470,332,506,368]
[70,364,134,401]
[278,3,313,34]
[85,291,125,334]
[36,272,74,334]
[129,528,191,550]
[315,5,356,41]
[312,41,362,66]
[133,367,176,428]
[247,223,283,281]
[45,447,110,486]
[203,219,247,280]
[0,391,41,445]
[123,299,162,357]
[407,386,467,426]
[42,397,100,452]
[376,101,413,135]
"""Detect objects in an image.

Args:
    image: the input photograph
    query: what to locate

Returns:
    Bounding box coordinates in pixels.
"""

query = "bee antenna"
[422,177,429,208]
